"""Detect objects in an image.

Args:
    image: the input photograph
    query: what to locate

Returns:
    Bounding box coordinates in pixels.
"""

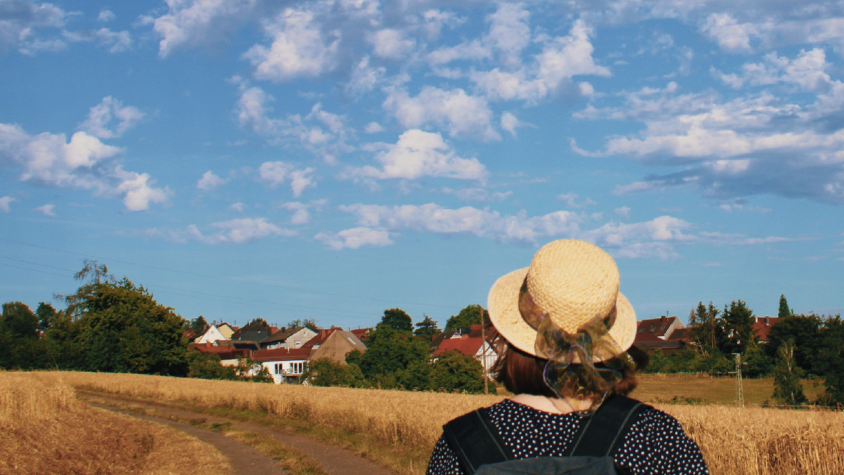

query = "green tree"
[444,304,489,333]
[36,302,58,332]
[287,318,319,331]
[397,360,432,391]
[414,315,441,340]
[187,351,238,380]
[190,315,209,335]
[67,270,189,376]
[429,350,486,394]
[381,308,413,332]
[765,314,823,374]
[356,325,429,378]
[778,294,793,319]
[0,302,48,370]
[816,314,844,405]
[773,339,807,406]
[742,338,771,378]
[720,300,755,355]
[306,358,367,387]
[689,302,720,354]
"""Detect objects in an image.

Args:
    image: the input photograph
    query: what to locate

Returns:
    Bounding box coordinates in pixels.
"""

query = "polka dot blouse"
[427,399,708,475]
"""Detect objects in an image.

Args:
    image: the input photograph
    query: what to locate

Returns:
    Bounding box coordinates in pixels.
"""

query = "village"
[186,314,785,384]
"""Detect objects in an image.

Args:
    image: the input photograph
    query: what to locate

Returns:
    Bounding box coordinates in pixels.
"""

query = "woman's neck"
[509,394,593,414]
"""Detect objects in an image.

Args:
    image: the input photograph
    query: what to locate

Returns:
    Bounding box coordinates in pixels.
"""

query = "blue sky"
[1,0,843,330]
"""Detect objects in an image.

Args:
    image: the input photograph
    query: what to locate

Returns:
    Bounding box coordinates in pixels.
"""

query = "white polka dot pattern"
[426,399,709,475]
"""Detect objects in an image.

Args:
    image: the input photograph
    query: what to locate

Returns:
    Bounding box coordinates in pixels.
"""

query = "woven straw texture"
[487,240,637,361]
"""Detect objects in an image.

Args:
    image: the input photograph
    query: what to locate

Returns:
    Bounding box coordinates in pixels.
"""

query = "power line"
[0,237,455,310]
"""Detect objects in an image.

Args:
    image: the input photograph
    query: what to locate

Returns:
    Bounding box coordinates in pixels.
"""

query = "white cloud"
[383,86,500,141]
[315,227,393,250]
[243,8,339,82]
[701,14,757,53]
[97,10,115,22]
[422,9,464,40]
[0,196,16,213]
[584,216,696,259]
[234,83,353,163]
[0,123,170,211]
[0,0,67,55]
[35,204,55,217]
[614,206,631,219]
[500,112,521,137]
[94,28,132,53]
[471,20,609,103]
[258,161,315,197]
[487,2,531,69]
[338,203,583,244]
[349,129,488,181]
[153,0,257,57]
[344,56,384,97]
[557,192,596,209]
[364,122,384,133]
[79,97,144,139]
[369,28,415,60]
[229,202,246,212]
[197,171,227,190]
[188,217,295,244]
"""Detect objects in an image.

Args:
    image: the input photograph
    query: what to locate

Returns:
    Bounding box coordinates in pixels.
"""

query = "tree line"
[645,295,844,406]
[0,260,491,393]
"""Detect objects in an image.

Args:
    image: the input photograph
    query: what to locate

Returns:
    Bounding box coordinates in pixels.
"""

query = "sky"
[1,0,843,331]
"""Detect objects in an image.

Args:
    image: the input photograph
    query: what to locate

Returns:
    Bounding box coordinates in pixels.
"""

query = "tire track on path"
[79,392,396,475]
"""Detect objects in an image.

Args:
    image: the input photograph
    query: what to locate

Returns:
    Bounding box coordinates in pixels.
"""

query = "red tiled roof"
[753,317,781,342]
[189,343,249,360]
[251,347,312,362]
[432,335,484,358]
[301,327,343,348]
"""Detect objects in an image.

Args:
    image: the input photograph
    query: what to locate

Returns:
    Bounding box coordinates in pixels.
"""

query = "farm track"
[78,391,396,475]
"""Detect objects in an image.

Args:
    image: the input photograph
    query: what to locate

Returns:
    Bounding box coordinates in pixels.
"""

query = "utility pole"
[480,306,488,395]
[735,353,744,407]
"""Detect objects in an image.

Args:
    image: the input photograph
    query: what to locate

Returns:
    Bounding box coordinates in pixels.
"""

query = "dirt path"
[88,401,283,475]
[80,392,396,475]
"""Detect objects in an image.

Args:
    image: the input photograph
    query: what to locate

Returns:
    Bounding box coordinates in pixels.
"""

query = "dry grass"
[48,371,844,475]
[636,373,824,406]
[0,371,231,475]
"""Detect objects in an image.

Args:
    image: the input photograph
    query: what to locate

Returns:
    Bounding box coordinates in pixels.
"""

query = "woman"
[427,240,708,475]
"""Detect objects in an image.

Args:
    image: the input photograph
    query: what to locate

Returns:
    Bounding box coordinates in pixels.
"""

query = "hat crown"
[526,240,620,334]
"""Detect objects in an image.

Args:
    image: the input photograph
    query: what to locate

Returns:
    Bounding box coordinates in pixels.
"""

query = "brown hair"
[491,333,648,399]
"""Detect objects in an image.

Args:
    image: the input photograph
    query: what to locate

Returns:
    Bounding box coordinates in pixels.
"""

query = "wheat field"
[0,371,230,475]
[38,371,844,475]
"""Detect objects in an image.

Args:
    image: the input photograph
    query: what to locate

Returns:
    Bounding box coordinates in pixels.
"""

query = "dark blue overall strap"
[565,395,646,458]
[442,409,513,475]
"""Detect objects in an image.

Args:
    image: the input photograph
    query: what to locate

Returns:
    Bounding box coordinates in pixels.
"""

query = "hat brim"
[487,268,637,363]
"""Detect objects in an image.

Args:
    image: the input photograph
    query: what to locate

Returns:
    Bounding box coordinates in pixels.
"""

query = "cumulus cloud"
[79,97,144,139]
[97,10,115,22]
[188,217,295,244]
[557,192,596,209]
[315,226,393,250]
[153,0,257,57]
[500,112,521,137]
[344,56,385,97]
[383,86,500,141]
[0,0,67,55]
[258,161,315,197]
[349,129,488,181]
[487,2,531,68]
[471,19,609,103]
[0,196,16,212]
[35,204,55,217]
[369,28,415,60]
[197,171,227,190]
[279,200,326,225]
[581,49,844,204]
[234,82,353,163]
[439,187,512,202]
[243,8,339,82]
[229,202,246,212]
[701,13,757,53]
[0,123,170,211]
[364,122,384,133]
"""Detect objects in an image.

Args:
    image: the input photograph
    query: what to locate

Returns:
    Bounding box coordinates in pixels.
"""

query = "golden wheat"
[0,371,231,475]
[46,371,844,475]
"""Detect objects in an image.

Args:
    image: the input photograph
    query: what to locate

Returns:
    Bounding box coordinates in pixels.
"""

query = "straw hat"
[487,239,637,362]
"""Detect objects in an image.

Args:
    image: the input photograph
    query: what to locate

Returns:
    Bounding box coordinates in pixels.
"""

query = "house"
[259,326,318,350]
[752,316,781,344]
[350,328,370,344]
[251,347,312,384]
[430,324,497,376]
[308,329,367,364]
[636,316,684,341]
[189,342,249,361]
[231,320,273,344]
[194,323,236,344]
